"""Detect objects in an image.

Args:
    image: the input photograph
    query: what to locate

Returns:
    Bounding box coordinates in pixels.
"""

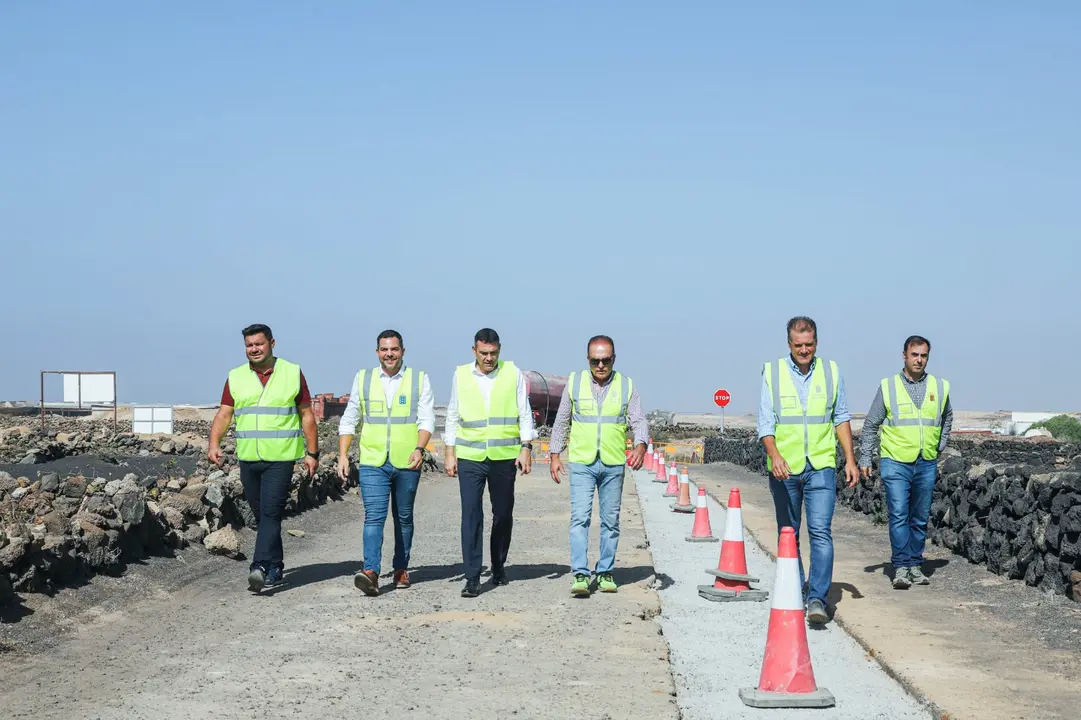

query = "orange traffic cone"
[698,488,768,602]
[663,463,679,496]
[686,488,719,542]
[654,454,667,483]
[672,466,694,512]
[739,527,835,708]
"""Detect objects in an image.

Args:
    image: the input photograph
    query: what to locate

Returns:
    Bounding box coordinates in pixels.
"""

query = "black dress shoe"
[490,569,508,586]
[461,577,480,597]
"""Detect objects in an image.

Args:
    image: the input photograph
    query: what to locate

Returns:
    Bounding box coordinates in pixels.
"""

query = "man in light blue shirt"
[757,316,859,625]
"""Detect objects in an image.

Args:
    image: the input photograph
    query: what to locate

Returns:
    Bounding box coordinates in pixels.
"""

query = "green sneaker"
[571,573,591,597]
[596,572,618,593]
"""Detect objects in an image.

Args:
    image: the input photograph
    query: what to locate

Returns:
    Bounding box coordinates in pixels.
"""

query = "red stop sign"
[714,389,731,408]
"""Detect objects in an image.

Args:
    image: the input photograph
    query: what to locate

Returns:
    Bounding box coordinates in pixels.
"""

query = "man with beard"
[209,323,319,593]
[444,328,535,598]
[337,329,435,596]
[859,335,952,589]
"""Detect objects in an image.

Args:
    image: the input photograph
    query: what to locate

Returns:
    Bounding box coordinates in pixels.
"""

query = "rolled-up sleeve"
[626,388,649,447]
[442,372,459,446]
[338,371,363,436]
[417,373,435,434]
[757,368,775,440]
[547,384,573,455]
[832,374,852,426]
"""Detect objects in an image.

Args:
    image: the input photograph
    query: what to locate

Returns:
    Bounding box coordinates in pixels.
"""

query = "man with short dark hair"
[758,315,858,624]
[859,335,953,589]
[209,324,319,593]
[337,329,435,596]
[549,335,649,597]
[444,328,536,597]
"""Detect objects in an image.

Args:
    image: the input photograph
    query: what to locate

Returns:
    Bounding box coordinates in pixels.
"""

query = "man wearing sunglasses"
[549,335,649,597]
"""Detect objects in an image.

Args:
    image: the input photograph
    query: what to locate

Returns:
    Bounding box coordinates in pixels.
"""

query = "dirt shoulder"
[691,462,1081,720]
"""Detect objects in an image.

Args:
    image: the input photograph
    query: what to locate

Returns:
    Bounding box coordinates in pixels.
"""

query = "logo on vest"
[815,385,822,393]
[398,395,407,405]
[929,393,935,403]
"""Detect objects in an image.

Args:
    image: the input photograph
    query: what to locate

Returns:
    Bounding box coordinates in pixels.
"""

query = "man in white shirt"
[338,330,435,596]
[444,328,536,597]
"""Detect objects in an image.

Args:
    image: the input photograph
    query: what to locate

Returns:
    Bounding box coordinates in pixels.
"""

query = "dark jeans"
[358,461,421,575]
[239,460,293,572]
[458,458,517,580]
[880,457,938,568]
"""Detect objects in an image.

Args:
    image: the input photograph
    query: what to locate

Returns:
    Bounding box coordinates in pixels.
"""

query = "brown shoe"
[353,569,380,596]
[393,569,411,588]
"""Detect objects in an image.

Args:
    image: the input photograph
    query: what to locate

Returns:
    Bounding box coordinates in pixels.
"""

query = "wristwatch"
[523,443,533,450]
[415,446,426,453]
[307,450,320,460]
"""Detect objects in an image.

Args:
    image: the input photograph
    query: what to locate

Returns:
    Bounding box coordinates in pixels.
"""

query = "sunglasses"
[589,356,614,367]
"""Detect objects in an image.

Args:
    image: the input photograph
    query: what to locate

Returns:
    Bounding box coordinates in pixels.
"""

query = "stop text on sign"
[714,389,731,408]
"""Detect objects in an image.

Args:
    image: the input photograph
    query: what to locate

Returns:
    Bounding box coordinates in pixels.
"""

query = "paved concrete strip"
[631,468,932,720]
[690,462,1081,720]
[0,472,678,720]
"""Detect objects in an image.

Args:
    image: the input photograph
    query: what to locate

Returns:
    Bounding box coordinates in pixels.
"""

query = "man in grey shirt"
[859,335,953,589]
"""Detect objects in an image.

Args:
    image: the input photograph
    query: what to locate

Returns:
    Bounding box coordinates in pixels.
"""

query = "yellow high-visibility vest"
[228,358,305,462]
[879,373,949,462]
[763,357,839,475]
[455,360,521,462]
[356,367,424,468]
[567,371,631,466]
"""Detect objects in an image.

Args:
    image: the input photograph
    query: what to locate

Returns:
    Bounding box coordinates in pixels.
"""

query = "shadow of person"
[260,560,363,596]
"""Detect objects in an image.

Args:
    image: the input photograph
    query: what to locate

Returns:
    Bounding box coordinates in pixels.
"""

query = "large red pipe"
[522,370,567,427]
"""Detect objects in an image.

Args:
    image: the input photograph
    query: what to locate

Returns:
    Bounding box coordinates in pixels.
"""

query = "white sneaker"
[908,565,930,585]
[892,566,911,589]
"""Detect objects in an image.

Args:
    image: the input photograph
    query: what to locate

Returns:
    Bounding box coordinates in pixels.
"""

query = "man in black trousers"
[443,328,536,597]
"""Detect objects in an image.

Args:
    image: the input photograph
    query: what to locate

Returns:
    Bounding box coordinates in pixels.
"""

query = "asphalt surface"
[631,468,933,719]
[0,467,678,720]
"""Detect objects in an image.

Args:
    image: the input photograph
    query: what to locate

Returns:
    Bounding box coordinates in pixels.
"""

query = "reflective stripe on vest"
[454,360,521,461]
[567,370,631,466]
[764,357,839,475]
[880,373,949,463]
[228,358,305,462]
[357,367,423,468]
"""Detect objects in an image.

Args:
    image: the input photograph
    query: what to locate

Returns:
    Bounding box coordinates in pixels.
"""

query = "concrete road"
[631,469,932,719]
[0,469,678,720]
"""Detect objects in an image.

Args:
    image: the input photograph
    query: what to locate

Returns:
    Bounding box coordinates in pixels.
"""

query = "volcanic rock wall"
[703,429,1081,601]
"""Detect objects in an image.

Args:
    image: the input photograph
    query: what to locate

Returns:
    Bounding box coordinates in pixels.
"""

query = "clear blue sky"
[2,2,1079,417]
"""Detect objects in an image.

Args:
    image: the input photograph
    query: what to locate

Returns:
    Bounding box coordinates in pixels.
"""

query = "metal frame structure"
[40,370,118,431]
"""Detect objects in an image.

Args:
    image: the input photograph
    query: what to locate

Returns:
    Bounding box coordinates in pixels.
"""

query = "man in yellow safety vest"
[549,335,649,597]
[758,316,859,625]
[444,328,536,598]
[859,335,952,590]
[337,329,435,596]
[208,323,319,593]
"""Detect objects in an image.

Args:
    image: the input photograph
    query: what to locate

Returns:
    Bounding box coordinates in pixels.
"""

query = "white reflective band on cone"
[723,507,744,542]
[772,556,805,611]
[696,493,706,508]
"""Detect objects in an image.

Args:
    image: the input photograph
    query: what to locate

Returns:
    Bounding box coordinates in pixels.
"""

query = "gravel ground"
[0,469,678,720]
[631,468,933,720]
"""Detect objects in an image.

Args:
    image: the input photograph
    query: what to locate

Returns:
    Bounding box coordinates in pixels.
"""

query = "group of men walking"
[207,324,646,598]
[757,316,952,625]
[207,316,952,618]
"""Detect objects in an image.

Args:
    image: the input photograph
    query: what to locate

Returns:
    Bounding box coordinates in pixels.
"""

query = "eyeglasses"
[589,356,614,367]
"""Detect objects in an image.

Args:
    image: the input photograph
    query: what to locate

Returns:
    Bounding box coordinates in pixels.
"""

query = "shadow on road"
[863,558,949,579]
[261,560,363,595]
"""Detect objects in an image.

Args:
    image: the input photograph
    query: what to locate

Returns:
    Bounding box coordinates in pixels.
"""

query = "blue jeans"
[358,461,421,575]
[769,467,836,605]
[569,459,625,577]
[880,457,937,568]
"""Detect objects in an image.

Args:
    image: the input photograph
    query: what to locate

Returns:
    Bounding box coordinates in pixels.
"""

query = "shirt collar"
[786,354,816,377]
[472,364,498,378]
[900,370,926,384]
[380,364,405,379]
